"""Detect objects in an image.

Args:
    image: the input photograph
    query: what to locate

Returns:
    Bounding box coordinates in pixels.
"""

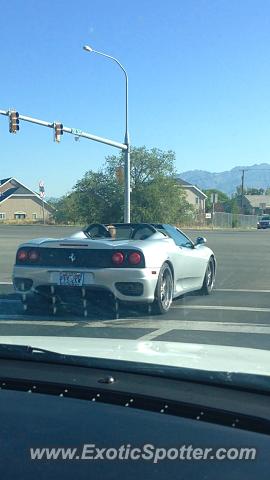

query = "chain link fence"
[180,212,259,229]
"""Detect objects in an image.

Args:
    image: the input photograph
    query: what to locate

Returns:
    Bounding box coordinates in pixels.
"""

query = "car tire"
[199,257,215,295]
[152,263,173,314]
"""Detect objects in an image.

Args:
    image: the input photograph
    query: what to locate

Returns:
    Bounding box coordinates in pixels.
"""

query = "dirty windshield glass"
[0,0,270,386]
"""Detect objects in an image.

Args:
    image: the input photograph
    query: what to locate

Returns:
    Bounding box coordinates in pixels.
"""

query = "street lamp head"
[83,45,93,53]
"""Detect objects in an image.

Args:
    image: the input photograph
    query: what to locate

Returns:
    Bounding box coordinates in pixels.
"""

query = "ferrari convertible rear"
[13,223,216,316]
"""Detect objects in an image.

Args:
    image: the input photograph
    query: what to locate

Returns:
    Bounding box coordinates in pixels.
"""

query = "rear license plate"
[59,272,84,287]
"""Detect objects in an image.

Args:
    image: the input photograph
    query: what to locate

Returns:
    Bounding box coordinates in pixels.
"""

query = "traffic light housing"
[9,111,19,133]
[54,122,63,143]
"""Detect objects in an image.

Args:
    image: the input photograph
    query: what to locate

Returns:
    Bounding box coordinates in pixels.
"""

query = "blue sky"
[1,0,270,197]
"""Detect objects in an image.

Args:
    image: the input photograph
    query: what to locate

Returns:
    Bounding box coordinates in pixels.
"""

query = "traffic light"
[54,122,63,143]
[9,111,19,133]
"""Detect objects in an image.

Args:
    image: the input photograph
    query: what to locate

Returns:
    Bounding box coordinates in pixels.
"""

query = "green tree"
[235,186,265,196]
[246,187,264,195]
[106,146,191,223]
[203,189,230,212]
[52,146,192,224]
[231,198,240,228]
[73,170,124,224]
[48,195,78,224]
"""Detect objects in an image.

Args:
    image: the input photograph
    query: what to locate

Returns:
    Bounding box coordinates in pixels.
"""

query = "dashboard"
[0,358,269,479]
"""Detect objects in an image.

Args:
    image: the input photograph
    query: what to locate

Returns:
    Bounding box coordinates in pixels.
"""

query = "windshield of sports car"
[1,0,270,387]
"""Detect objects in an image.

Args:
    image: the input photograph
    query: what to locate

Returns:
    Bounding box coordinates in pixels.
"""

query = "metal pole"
[124,142,131,223]
[42,199,45,225]
[124,72,130,223]
[83,47,130,222]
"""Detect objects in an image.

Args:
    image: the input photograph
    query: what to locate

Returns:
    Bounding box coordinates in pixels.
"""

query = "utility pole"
[240,169,245,212]
[212,200,215,230]
[210,193,218,229]
[39,181,45,225]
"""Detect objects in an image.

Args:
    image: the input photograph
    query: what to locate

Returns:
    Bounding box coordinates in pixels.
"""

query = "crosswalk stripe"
[0,318,77,326]
[171,305,270,313]
[215,288,270,293]
[0,318,269,340]
[84,319,270,334]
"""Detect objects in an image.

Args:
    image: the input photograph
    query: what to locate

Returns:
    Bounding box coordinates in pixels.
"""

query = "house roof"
[0,177,54,211]
[176,177,207,199]
[11,185,34,195]
[176,177,191,186]
[244,195,270,208]
[0,187,17,201]
[0,177,12,186]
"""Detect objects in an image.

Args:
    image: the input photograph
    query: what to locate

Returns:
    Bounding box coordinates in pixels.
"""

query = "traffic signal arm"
[0,108,127,150]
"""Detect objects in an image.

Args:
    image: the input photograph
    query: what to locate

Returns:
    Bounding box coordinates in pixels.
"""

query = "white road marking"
[137,321,270,336]
[1,300,270,315]
[0,299,20,303]
[0,317,269,337]
[215,288,270,293]
[83,319,270,334]
[1,318,270,335]
[0,284,269,291]
[136,327,175,341]
[171,305,270,313]
[0,318,77,326]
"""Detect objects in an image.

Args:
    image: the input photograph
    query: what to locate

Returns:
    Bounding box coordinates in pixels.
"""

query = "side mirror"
[196,236,207,246]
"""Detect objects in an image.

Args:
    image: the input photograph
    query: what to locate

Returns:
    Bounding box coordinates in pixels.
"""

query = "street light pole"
[83,45,130,223]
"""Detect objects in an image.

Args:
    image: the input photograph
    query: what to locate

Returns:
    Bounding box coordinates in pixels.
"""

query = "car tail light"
[17,249,28,262]
[112,252,124,265]
[28,249,40,262]
[128,252,142,265]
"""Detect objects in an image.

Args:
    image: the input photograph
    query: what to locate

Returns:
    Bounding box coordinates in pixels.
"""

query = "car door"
[163,225,208,293]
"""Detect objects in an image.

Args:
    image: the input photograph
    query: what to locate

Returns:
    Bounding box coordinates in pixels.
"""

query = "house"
[0,177,54,222]
[176,177,207,213]
[242,195,270,215]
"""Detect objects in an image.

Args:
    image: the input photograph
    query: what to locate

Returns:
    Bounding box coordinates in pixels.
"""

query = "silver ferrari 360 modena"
[13,223,216,315]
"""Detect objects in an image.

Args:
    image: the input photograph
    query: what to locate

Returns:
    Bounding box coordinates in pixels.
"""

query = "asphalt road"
[0,225,79,282]
[1,225,270,351]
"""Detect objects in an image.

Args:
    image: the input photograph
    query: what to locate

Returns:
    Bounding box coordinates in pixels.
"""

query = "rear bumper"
[258,224,270,229]
[13,266,160,303]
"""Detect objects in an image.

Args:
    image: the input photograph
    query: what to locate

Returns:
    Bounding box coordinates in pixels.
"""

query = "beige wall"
[184,188,205,212]
[0,196,52,221]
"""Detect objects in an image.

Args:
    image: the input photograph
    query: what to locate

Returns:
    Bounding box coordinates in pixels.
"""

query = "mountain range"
[179,163,270,195]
